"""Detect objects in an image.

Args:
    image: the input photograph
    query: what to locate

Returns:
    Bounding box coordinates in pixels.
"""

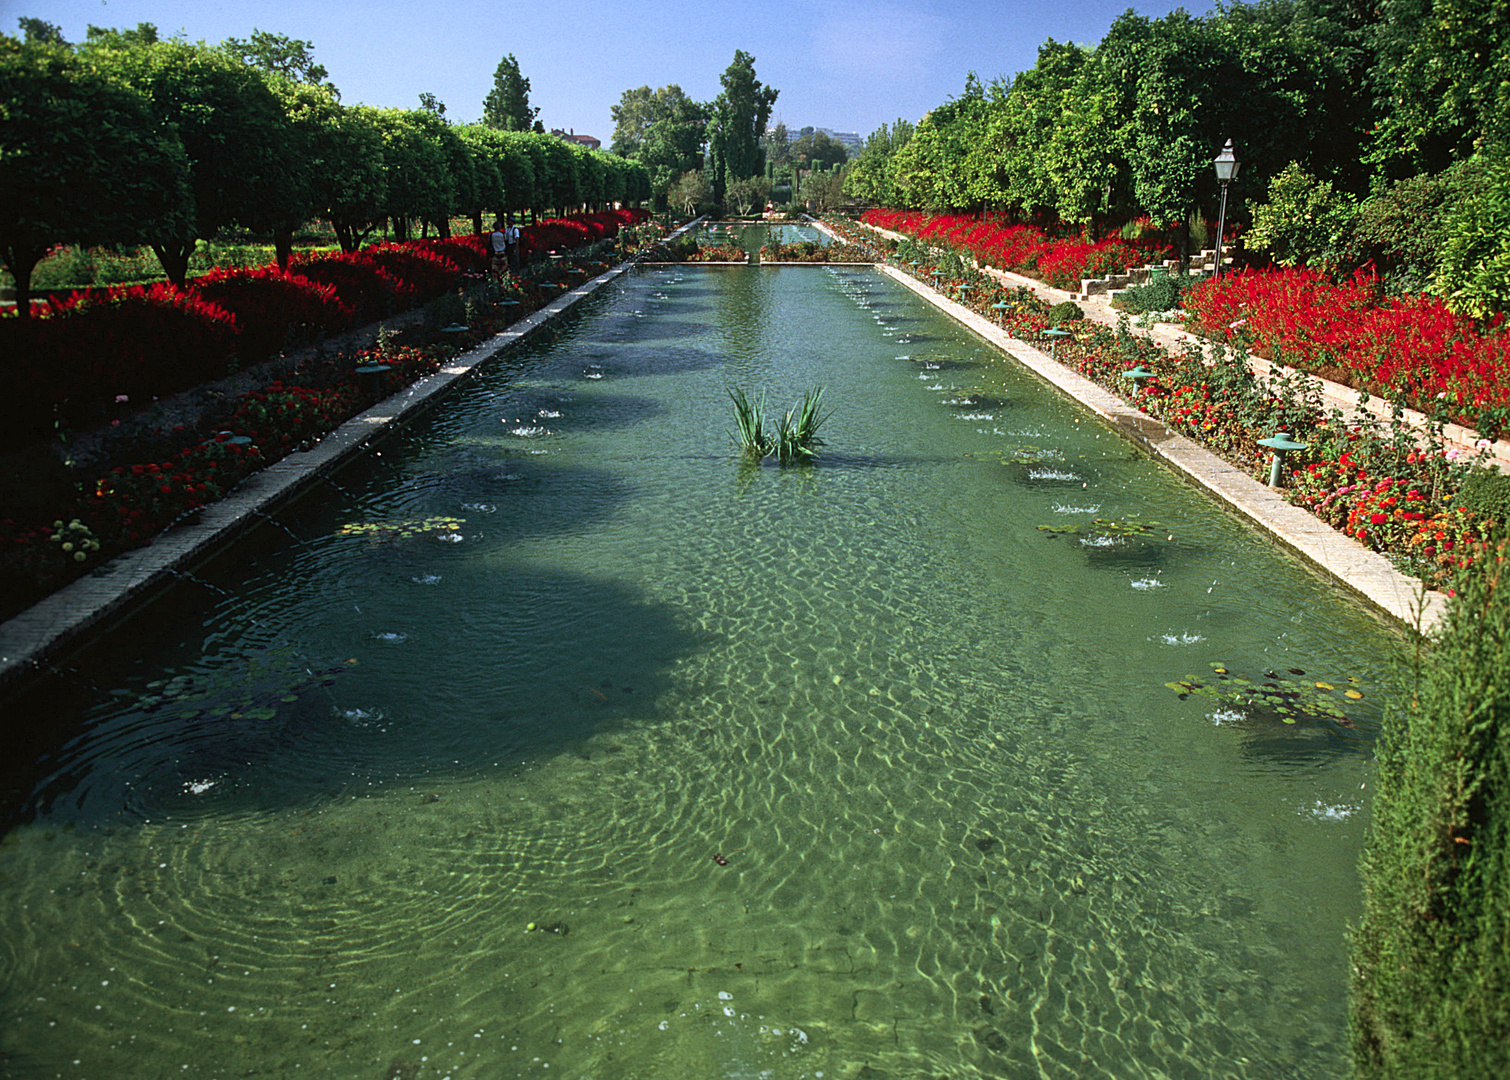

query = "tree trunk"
[3,243,42,318]
[393,216,410,243]
[438,215,452,239]
[273,223,294,272]
[472,211,483,236]
[151,239,195,288]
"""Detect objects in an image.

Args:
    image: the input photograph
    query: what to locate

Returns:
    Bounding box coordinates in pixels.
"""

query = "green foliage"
[1350,551,1510,1078]
[705,50,778,205]
[1245,162,1359,268]
[1455,468,1510,533]
[1116,272,1193,314]
[86,37,298,284]
[220,29,330,88]
[729,387,773,459]
[1367,0,1510,177]
[1431,152,1510,318]
[0,36,192,310]
[730,386,830,464]
[16,17,65,45]
[482,54,538,131]
[1047,300,1083,324]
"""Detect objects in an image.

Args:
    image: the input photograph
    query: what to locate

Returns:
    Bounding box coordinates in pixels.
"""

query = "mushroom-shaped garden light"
[1256,431,1309,488]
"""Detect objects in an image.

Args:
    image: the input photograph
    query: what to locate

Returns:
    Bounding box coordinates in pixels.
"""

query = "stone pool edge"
[875,263,1448,636]
[0,249,671,693]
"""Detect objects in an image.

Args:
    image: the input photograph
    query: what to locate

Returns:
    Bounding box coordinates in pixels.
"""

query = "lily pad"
[1168,662,1368,728]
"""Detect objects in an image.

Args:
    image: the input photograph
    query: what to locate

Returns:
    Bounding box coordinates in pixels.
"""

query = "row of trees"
[1,24,651,314]
[842,0,1508,311]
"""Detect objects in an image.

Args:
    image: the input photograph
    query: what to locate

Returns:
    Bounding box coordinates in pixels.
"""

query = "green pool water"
[0,264,1404,1079]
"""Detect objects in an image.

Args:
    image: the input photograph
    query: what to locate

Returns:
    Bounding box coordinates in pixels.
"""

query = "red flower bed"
[1185,267,1510,434]
[191,266,355,362]
[0,284,238,447]
[290,253,406,324]
[861,209,1162,288]
[350,244,462,303]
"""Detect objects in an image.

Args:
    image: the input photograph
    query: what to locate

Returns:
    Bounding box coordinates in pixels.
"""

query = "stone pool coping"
[875,263,1448,636]
[0,235,700,693]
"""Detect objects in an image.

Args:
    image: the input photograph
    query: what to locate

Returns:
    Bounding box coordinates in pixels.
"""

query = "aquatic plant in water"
[337,516,466,542]
[1166,662,1365,726]
[730,386,830,464]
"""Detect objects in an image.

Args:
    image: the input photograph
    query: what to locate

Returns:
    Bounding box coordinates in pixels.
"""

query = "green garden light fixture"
[1212,139,1241,281]
[1123,365,1158,392]
[1257,431,1308,488]
[1043,326,1071,360]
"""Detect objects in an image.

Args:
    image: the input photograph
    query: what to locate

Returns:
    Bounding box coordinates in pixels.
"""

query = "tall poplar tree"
[705,50,777,206]
[483,54,538,131]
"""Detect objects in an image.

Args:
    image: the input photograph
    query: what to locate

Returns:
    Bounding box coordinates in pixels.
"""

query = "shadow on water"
[580,318,709,343]
[0,442,688,835]
[4,564,701,833]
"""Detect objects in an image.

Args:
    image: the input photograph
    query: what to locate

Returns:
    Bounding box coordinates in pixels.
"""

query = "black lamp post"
[1212,139,1240,280]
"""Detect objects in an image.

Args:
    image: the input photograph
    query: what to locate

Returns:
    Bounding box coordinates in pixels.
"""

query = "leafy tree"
[0,36,191,314]
[791,129,848,171]
[668,169,710,216]
[798,165,847,213]
[1431,152,1510,317]
[611,84,707,208]
[705,50,777,205]
[16,17,65,45]
[763,121,792,169]
[83,35,295,286]
[1243,161,1359,268]
[843,119,912,206]
[418,92,445,116]
[457,125,504,234]
[221,29,330,88]
[370,108,453,241]
[889,77,987,211]
[483,54,538,131]
[304,100,387,253]
[496,130,539,218]
[84,22,159,47]
[610,85,656,157]
[1367,0,1510,178]
[725,173,771,216]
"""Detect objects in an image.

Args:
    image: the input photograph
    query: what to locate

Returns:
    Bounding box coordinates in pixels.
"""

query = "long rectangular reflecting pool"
[0,263,1403,1078]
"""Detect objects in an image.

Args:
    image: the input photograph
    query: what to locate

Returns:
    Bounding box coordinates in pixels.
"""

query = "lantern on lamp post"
[1212,139,1240,280]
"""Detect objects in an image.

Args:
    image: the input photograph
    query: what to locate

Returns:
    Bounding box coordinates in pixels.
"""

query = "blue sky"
[9,0,1191,140]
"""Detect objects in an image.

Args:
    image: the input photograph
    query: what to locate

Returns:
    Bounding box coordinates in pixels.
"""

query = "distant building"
[551,128,601,150]
[816,128,862,151]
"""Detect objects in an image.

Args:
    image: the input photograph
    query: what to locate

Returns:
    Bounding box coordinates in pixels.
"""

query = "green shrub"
[1349,551,1510,1078]
[1455,467,1510,535]
[1244,162,1358,269]
[1349,158,1486,290]
[1047,300,1083,325]
[1116,273,1192,314]
[1431,153,1510,318]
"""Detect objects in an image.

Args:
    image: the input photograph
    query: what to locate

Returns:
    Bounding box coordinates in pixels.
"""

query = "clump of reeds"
[730,386,830,464]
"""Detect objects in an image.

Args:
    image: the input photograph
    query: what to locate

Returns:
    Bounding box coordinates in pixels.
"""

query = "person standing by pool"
[490,220,508,279]
[504,216,522,273]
